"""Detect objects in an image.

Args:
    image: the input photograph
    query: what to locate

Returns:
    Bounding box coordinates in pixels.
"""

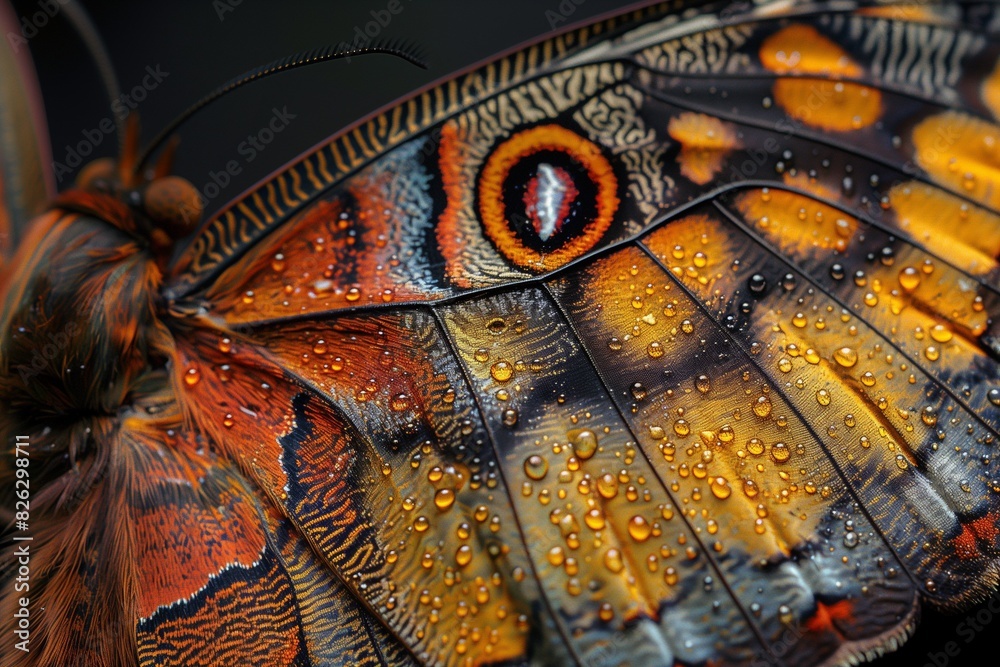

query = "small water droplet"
[524,455,548,480]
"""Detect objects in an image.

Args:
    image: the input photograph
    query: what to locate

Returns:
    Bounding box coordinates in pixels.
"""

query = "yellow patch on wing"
[759,24,882,132]
[733,186,858,253]
[667,112,742,185]
[911,111,1000,210]
[889,181,1000,276]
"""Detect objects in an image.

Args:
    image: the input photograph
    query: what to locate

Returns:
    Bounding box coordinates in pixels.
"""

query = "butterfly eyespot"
[476,124,618,272]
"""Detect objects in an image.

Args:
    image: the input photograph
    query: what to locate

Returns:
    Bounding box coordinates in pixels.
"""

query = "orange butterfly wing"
[4,2,1000,666]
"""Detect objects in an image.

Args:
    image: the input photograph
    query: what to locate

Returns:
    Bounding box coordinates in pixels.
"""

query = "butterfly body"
[3,2,1000,666]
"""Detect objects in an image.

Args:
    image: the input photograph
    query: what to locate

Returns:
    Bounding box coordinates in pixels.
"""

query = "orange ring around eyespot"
[477,124,619,272]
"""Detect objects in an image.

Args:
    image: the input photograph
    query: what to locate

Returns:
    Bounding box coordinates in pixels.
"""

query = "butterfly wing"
[160,2,1000,665]
[0,1,54,261]
[8,1,1000,665]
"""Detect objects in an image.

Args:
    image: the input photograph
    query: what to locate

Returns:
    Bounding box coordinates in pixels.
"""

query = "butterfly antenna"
[134,41,428,176]
[62,0,125,147]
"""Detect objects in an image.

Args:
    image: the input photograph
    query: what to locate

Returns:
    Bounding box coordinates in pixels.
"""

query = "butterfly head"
[68,117,203,262]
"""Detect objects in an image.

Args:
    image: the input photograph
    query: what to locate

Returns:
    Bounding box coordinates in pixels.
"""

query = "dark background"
[7,1,995,665]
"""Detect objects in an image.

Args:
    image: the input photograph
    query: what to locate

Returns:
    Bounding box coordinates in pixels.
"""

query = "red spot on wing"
[953,512,1000,560]
[805,600,855,635]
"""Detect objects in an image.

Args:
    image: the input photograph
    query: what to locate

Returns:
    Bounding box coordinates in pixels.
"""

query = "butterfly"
[2,0,1000,665]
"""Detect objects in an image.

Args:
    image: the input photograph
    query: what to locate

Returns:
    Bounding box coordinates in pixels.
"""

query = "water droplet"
[753,396,772,418]
[628,516,652,542]
[929,324,952,343]
[597,473,618,499]
[547,546,565,566]
[747,438,765,456]
[391,393,411,412]
[861,371,876,387]
[604,548,625,573]
[584,508,606,531]
[770,442,790,463]
[833,347,858,368]
[487,318,507,335]
[921,406,938,426]
[502,408,519,427]
[748,274,767,294]
[184,366,201,386]
[898,266,921,292]
[710,477,731,500]
[571,430,599,460]
[456,545,473,567]
[631,382,648,401]
[673,419,691,437]
[695,375,711,394]
[924,346,940,362]
[989,389,1000,406]
[491,360,514,382]
[434,488,456,511]
[414,516,430,532]
[816,389,831,406]
[647,341,665,358]
[524,455,548,480]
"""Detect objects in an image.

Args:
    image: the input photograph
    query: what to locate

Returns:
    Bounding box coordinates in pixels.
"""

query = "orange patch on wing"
[436,122,472,285]
[857,5,939,22]
[953,524,981,560]
[982,57,1000,120]
[733,186,858,253]
[206,178,434,324]
[138,558,302,666]
[759,24,881,132]
[667,112,742,185]
[952,513,1000,561]
[805,600,855,635]
[888,181,1000,276]
[135,487,266,617]
[912,111,1000,210]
